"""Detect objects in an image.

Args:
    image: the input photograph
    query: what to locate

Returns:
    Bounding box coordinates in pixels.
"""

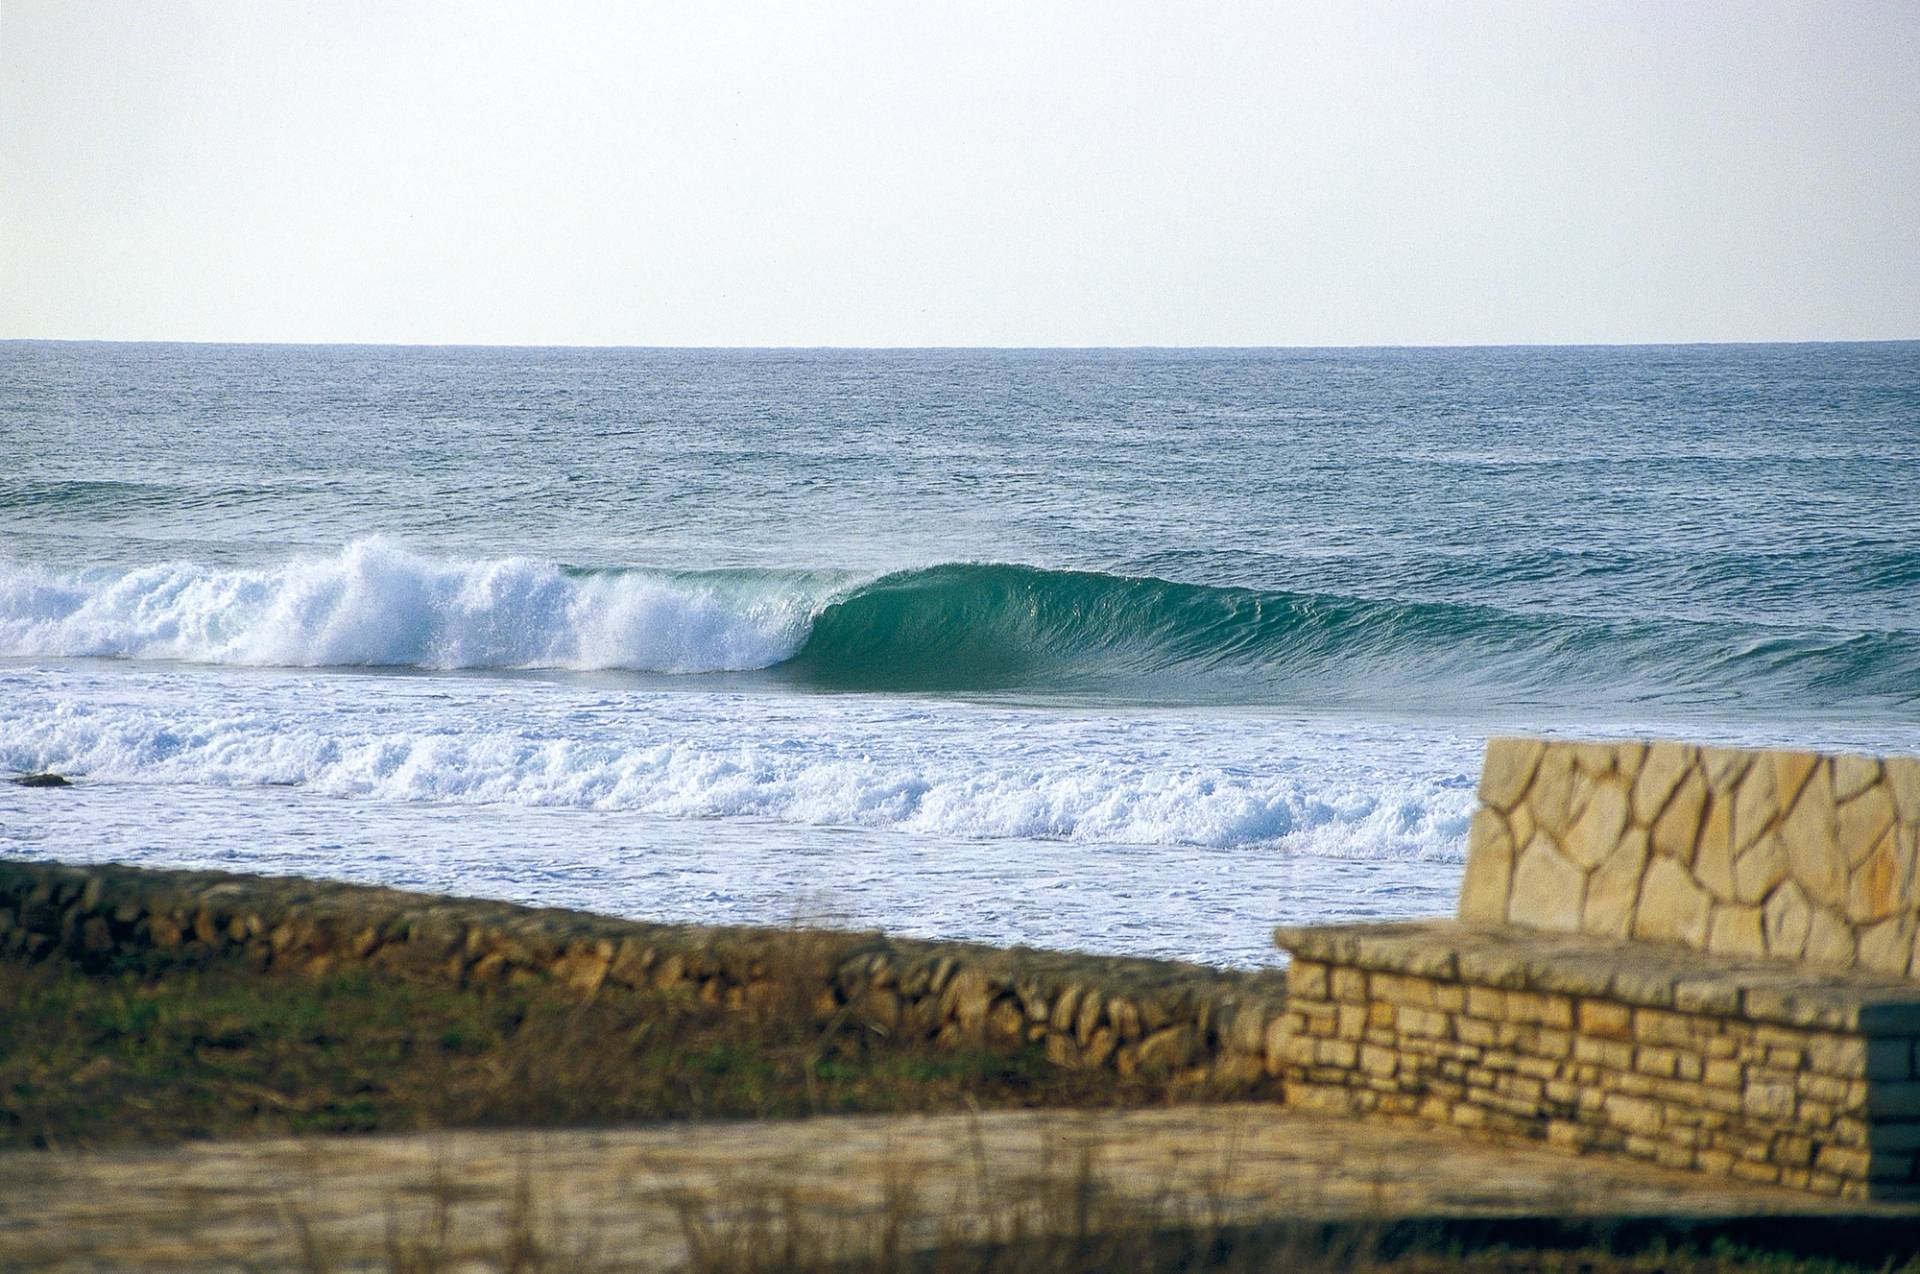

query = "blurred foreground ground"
[3,1105,1912,1272]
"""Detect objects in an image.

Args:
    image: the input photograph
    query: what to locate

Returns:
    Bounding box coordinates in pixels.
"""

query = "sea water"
[2,343,1916,966]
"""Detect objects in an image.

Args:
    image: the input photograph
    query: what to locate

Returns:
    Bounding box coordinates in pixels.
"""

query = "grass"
[0,948,1164,1148]
[6,950,1918,1271]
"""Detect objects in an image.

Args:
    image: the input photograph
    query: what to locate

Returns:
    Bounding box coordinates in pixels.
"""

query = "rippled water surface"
[3,342,1916,961]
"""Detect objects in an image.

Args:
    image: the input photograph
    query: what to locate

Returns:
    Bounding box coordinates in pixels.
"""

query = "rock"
[1570,742,1619,776]
[1763,880,1812,960]
[1458,809,1515,923]
[1804,907,1857,968]
[1583,829,1649,939]
[1014,980,1049,1022]
[941,968,993,1035]
[1529,747,1578,840]
[1856,914,1914,975]
[1509,833,1586,932]
[1701,746,1754,791]
[1226,1003,1267,1055]
[1886,757,1920,825]
[1696,795,1733,881]
[986,998,1025,1044]
[1693,811,1736,901]
[1651,772,1707,860]
[1264,1016,1292,1076]
[1705,903,1765,958]
[1836,784,1895,867]
[1782,774,1844,909]
[1075,987,1105,1045]
[10,772,71,788]
[1733,832,1789,905]
[607,939,656,987]
[1478,737,1544,811]
[1631,742,1694,825]
[1844,831,1907,925]
[1771,751,1821,810]
[1732,760,1779,854]
[1564,779,1630,870]
[864,982,906,1036]
[1135,1025,1194,1071]
[1632,856,1712,949]
[1049,985,1083,1034]
[148,914,185,949]
[1832,754,1883,804]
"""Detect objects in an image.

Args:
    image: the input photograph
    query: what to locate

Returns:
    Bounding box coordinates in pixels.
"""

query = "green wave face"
[780,563,1500,698]
[777,562,1920,713]
[783,564,1295,692]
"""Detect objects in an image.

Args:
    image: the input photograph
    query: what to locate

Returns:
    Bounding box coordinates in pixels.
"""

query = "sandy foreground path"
[0,1105,1903,1271]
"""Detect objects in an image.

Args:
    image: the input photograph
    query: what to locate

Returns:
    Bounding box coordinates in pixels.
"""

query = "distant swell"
[2,540,1916,713]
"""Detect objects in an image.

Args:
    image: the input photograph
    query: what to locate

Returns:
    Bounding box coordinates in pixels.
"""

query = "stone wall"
[0,859,1288,1090]
[1275,738,1920,1200]
[1464,739,1920,978]
[1272,921,1920,1200]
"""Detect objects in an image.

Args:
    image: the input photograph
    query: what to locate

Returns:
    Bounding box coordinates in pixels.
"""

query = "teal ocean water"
[2,342,1917,962]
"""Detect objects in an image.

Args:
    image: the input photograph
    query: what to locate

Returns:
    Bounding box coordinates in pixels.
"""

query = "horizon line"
[4,336,1918,352]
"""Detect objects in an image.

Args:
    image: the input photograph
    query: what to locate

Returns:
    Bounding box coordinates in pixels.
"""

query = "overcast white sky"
[3,1,1916,346]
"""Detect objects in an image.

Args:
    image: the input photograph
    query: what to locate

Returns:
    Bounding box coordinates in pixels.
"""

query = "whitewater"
[0,539,819,672]
[4,341,1917,964]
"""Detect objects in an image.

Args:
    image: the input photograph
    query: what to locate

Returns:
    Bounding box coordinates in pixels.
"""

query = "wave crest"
[0,540,815,672]
[2,542,1915,712]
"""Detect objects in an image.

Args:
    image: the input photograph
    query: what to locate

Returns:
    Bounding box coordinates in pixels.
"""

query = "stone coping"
[1274,920,1920,1035]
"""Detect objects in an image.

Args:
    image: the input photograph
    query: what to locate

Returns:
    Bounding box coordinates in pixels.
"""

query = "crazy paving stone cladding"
[1466,739,1920,973]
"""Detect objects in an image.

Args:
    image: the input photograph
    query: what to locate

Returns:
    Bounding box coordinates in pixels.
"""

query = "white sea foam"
[0,540,814,672]
[0,664,1478,859]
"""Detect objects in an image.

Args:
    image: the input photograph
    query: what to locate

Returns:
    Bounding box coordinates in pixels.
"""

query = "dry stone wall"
[0,859,1287,1091]
[1464,739,1920,978]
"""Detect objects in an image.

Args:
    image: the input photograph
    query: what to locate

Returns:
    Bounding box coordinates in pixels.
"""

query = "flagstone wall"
[1462,739,1920,978]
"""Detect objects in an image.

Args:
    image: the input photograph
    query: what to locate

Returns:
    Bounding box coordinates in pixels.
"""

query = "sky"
[2,1,1917,347]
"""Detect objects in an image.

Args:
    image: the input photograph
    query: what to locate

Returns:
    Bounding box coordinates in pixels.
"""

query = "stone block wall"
[1272,922,1920,1200]
[0,859,1287,1091]
[1464,739,1920,978]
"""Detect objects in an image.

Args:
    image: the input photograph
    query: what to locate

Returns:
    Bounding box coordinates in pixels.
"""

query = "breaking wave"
[2,540,1915,712]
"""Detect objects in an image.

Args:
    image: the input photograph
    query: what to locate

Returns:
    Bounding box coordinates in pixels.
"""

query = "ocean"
[3,341,1917,966]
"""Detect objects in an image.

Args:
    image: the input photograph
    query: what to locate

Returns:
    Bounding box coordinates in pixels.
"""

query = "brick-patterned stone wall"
[1272,922,1920,1200]
[1276,739,1920,1200]
[0,860,1288,1091]
[1464,739,1920,978]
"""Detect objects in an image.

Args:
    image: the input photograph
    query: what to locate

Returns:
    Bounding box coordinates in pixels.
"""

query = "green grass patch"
[0,952,1161,1148]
